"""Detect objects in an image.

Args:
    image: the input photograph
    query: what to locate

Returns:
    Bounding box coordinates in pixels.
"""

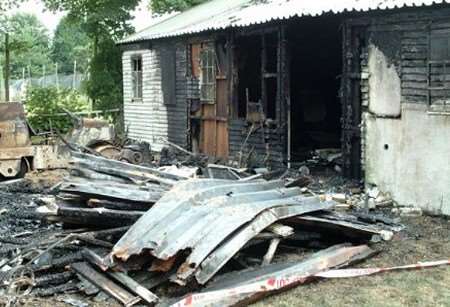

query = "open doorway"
[288,16,343,164]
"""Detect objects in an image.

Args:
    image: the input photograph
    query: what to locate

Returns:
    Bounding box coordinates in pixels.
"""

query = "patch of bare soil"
[255,215,450,307]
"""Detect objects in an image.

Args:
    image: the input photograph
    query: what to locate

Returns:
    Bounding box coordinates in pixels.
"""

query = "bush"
[25,87,90,133]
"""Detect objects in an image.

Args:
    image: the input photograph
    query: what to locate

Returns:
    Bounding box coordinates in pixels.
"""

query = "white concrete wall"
[364,46,450,215]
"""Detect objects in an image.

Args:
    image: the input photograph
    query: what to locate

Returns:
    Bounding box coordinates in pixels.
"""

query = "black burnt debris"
[0,150,414,306]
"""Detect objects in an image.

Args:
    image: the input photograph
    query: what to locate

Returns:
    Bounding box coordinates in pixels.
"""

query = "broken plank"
[71,262,141,307]
[107,271,159,305]
[55,205,143,227]
[262,238,281,266]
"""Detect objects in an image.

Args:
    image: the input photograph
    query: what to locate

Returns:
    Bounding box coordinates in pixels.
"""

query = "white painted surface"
[122,45,187,152]
[368,45,401,117]
[365,103,450,215]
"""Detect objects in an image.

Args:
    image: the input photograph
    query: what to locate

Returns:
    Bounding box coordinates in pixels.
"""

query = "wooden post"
[4,33,10,102]
[73,60,77,89]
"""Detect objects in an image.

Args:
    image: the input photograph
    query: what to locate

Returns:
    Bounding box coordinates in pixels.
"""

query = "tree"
[52,16,90,74]
[150,0,207,14]
[0,13,52,80]
[0,13,52,101]
[41,0,140,113]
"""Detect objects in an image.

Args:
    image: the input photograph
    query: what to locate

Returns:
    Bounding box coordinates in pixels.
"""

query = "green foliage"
[51,16,90,74]
[42,0,140,41]
[25,87,90,133]
[40,0,140,121]
[85,37,123,112]
[150,0,208,14]
[0,13,52,79]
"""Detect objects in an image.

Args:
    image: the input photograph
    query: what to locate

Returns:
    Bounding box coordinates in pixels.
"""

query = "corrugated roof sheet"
[120,0,450,43]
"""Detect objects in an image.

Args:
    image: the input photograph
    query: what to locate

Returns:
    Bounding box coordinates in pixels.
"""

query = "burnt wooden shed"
[120,0,450,215]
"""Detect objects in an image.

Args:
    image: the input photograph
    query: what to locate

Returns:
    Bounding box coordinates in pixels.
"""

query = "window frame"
[131,55,143,101]
[199,45,216,104]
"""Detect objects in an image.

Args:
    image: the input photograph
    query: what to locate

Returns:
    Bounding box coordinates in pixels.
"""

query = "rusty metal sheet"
[192,198,335,285]
[71,152,183,184]
[112,180,285,261]
[171,244,373,307]
[152,191,303,261]
[0,147,34,160]
[59,181,164,203]
[0,103,26,121]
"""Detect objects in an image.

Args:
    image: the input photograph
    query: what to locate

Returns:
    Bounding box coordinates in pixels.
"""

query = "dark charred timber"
[34,271,75,287]
[55,205,143,227]
[71,262,141,306]
[87,199,153,212]
[33,281,79,297]
[107,271,160,305]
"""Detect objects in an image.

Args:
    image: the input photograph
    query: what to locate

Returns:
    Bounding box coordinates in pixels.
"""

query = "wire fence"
[0,72,87,102]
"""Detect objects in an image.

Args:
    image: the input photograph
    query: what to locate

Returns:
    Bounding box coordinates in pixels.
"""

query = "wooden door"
[191,42,229,159]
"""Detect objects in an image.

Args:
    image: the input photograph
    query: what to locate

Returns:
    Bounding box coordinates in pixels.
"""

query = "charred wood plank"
[71,262,141,306]
[87,199,153,211]
[262,238,281,266]
[107,271,159,305]
[55,205,143,227]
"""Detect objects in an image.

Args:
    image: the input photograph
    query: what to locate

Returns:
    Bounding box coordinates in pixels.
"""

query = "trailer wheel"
[16,159,30,178]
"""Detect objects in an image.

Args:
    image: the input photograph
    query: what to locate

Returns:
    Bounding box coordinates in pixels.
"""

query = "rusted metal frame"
[112,180,284,260]
[71,262,141,307]
[194,198,335,284]
[174,244,372,307]
[0,147,34,159]
[152,188,301,261]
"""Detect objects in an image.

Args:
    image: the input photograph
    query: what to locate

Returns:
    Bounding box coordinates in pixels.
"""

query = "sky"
[9,0,155,34]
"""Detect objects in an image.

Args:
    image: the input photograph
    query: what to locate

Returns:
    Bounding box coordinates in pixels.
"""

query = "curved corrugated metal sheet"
[120,0,450,43]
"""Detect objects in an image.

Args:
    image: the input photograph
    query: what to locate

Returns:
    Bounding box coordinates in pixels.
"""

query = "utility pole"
[73,60,77,89]
[4,32,10,102]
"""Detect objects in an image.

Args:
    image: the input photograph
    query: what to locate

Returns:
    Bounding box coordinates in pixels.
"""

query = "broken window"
[428,29,450,106]
[161,47,177,105]
[132,56,143,100]
[199,46,216,103]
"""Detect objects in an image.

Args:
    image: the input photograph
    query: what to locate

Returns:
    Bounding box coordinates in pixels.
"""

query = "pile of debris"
[0,152,406,306]
[37,152,186,228]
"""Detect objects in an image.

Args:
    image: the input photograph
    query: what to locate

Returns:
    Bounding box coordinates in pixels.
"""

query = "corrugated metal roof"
[120,0,449,43]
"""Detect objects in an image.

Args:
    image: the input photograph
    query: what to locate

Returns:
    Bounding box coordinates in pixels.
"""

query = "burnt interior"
[288,16,343,162]
[236,35,262,119]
